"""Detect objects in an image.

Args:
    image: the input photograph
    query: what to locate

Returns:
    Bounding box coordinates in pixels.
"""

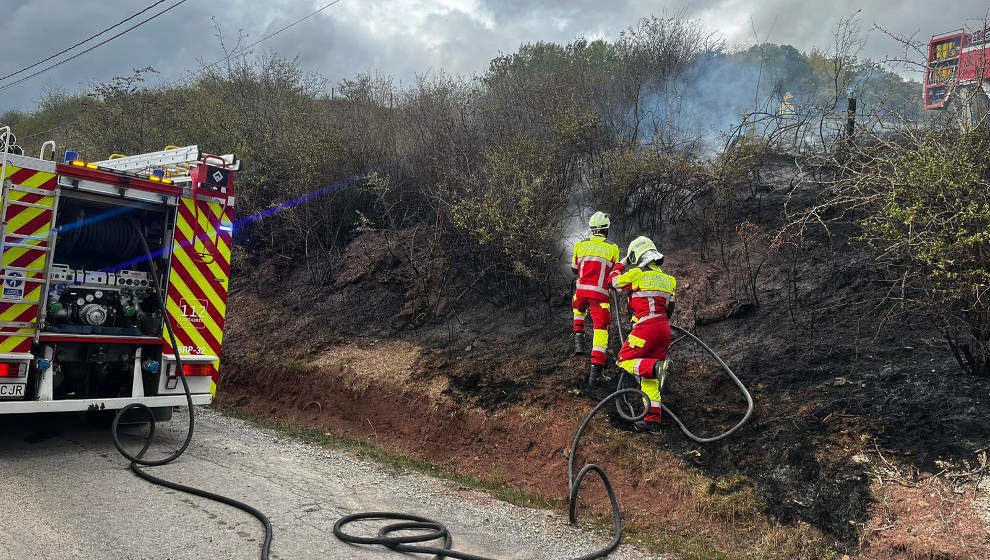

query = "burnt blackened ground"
[397,277,990,551]
[224,244,990,556]
[636,259,990,550]
[222,157,990,557]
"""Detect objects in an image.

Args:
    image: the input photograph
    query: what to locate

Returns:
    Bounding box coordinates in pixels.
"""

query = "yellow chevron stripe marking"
[2,246,48,270]
[172,225,228,308]
[26,253,46,274]
[7,190,53,206]
[179,199,230,270]
[0,303,32,320]
[0,327,37,334]
[203,202,232,263]
[2,247,25,267]
[168,269,224,346]
[0,336,28,353]
[176,205,229,281]
[7,206,49,233]
[20,172,55,189]
[182,199,231,267]
[172,244,227,315]
[22,284,41,303]
[7,252,46,273]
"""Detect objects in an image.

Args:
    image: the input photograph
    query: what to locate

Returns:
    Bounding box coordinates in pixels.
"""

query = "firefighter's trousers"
[572,292,611,366]
[616,318,671,424]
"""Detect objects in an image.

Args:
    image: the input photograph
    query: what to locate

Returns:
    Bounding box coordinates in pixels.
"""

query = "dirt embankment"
[217,168,990,559]
[218,302,829,559]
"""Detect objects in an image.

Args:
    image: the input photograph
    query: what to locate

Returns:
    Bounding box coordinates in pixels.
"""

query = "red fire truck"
[0,126,236,416]
[924,27,990,123]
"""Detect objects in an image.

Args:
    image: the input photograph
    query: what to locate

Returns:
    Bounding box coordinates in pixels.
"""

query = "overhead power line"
[180,0,345,82]
[0,0,189,92]
[0,0,170,84]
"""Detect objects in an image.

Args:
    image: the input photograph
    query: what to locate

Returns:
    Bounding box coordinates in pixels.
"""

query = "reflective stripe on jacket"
[572,234,619,297]
[609,263,675,324]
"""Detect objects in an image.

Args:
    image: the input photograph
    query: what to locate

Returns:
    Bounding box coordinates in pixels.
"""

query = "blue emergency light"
[64,150,78,163]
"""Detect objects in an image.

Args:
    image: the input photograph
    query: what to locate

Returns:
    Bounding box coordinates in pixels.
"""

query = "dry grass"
[691,473,764,525]
[309,338,422,392]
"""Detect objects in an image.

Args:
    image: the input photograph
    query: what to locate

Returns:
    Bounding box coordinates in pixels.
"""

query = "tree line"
[2,15,986,375]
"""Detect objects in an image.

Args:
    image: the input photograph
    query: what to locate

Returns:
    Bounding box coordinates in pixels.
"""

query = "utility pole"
[845,96,857,140]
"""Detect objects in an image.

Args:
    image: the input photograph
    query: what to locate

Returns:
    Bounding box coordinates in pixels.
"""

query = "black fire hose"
[609,291,754,443]
[107,233,746,557]
[333,388,650,560]
[110,220,649,559]
[111,222,274,557]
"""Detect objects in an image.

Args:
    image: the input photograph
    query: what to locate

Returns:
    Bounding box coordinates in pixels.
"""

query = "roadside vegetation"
[3,13,990,560]
[4,16,949,329]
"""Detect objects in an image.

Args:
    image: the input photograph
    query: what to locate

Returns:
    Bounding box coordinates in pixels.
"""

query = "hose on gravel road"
[333,387,650,560]
[109,223,734,559]
[110,224,647,560]
[110,222,275,556]
[609,291,754,443]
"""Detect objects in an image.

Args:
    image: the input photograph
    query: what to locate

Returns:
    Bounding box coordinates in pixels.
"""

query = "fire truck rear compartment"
[45,194,173,337]
[37,193,175,401]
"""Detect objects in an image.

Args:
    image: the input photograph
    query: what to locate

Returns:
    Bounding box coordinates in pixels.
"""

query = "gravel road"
[0,407,652,559]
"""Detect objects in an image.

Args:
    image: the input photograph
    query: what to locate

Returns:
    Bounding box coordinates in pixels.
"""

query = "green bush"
[449,138,568,280]
[855,131,990,375]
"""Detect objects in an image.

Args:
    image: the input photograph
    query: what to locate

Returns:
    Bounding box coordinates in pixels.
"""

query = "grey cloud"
[2,1,990,113]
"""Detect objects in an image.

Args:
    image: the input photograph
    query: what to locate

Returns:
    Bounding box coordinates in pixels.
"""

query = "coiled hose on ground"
[109,229,745,558]
[609,291,754,443]
[333,387,650,560]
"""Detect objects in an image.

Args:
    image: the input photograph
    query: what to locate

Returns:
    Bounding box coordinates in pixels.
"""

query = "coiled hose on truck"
[109,226,743,559]
[609,291,754,443]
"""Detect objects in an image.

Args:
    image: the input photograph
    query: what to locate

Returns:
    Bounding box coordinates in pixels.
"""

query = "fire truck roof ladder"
[93,146,239,184]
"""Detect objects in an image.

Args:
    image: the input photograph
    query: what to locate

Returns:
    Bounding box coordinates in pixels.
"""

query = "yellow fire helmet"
[626,235,664,267]
[589,211,610,231]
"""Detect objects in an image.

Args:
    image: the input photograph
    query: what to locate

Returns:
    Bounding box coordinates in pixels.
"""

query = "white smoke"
[558,177,594,275]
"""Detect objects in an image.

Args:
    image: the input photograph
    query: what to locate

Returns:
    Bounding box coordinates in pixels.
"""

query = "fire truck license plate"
[0,384,24,398]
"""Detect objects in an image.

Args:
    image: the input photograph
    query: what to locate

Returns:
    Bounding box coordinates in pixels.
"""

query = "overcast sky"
[2,0,990,113]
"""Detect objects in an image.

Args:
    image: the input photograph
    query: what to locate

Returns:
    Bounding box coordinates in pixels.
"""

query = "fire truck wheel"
[84,409,116,428]
[150,406,173,422]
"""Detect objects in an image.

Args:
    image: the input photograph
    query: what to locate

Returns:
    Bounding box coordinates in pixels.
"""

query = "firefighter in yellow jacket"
[608,236,675,430]
[571,212,620,381]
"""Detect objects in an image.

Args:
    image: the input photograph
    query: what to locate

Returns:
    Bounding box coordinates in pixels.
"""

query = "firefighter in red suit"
[608,236,676,430]
[571,211,620,381]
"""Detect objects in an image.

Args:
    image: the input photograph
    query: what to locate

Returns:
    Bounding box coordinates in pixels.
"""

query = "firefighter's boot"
[589,363,603,384]
[634,419,661,433]
[573,332,585,355]
[654,360,666,386]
